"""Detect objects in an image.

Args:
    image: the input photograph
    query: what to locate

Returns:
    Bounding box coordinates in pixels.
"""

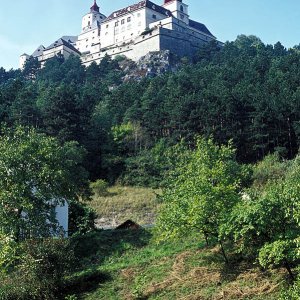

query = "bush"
[91,179,109,197]
[280,277,300,299]
[69,201,96,235]
[0,238,76,300]
[114,55,126,62]
[0,234,19,274]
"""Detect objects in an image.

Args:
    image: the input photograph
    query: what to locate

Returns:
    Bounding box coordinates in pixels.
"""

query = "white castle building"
[20,0,217,69]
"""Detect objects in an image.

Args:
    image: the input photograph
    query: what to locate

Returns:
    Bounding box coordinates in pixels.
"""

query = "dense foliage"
[0,126,90,241]
[155,138,300,299]
[2,35,300,297]
[2,36,300,184]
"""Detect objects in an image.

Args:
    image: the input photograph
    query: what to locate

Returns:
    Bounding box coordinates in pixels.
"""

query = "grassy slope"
[89,186,161,228]
[72,229,284,300]
[76,187,285,299]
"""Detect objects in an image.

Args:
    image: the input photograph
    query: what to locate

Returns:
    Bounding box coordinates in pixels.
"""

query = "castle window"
[152,14,157,19]
[180,5,184,12]
[115,21,119,27]
[88,21,91,26]
[127,17,131,22]
[106,24,109,28]
[180,14,184,19]
[121,19,125,25]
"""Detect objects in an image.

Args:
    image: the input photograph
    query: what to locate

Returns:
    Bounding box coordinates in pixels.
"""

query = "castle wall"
[77,28,101,54]
[19,1,218,69]
[40,45,80,66]
[158,27,212,58]
[81,23,215,67]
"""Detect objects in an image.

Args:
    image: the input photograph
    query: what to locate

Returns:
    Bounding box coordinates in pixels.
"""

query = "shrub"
[91,179,109,197]
[0,234,19,274]
[114,55,126,62]
[0,238,76,300]
[68,201,96,235]
[280,277,300,299]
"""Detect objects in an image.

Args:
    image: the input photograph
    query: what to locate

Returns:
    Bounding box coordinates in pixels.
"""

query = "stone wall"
[81,24,215,66]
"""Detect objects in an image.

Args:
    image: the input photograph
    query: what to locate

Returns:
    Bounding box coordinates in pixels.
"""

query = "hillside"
[70,229,284,300]
[2,35,300,299]
[89,186,160,228]
[2,35,300,184]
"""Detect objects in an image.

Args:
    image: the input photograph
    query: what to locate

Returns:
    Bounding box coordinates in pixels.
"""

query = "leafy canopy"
[0,126,90,240]
[156,137,245,244]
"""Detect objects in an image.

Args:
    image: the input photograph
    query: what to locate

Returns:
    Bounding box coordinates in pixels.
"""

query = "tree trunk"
[204,233,209,246]
[219,240,229,264]
[284,260,295,281]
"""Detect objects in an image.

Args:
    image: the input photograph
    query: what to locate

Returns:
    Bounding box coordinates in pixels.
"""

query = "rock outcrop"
[118,50,181,82]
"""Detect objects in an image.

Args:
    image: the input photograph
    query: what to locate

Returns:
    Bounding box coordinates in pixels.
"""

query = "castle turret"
[81,0,106,33]
[19,53,30,70]
[77,1,107,54]
[90,0,100,13]
[163,0,189,24]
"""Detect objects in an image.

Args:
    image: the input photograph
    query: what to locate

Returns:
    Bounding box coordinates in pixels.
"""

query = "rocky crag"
[118,50,181,82]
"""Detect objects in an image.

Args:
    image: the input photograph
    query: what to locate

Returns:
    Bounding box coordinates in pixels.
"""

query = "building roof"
[61,36,78,45]
[189,19,215,38]
[90,0,100,13]
[164,0,182,3]
[44,38,81,54]
[31,45,45,57]
[104,0,172,23]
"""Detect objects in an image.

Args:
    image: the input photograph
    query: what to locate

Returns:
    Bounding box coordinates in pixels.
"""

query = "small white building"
[20,0,218,69]
[54,201,69,237]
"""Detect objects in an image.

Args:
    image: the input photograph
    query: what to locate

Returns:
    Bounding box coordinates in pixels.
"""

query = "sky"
[1,0,300,70]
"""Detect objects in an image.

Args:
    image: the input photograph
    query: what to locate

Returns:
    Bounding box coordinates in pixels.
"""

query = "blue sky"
[1,0,300,70]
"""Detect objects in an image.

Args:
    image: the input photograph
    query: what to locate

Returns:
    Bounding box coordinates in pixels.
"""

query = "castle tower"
[76,0,107,54]
[19,53,30,70]
[163,0,189,24]
[81,0,106,33]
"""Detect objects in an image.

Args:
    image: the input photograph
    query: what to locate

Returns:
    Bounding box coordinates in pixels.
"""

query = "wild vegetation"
[1,35,300,299]
[90,185,160,228]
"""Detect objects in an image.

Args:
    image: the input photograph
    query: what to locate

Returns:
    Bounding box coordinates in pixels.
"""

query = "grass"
[89,186,161,228]
[77,186,286,299]
[68,229,285,300]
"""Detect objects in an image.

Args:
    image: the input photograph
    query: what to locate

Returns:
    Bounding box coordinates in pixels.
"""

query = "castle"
[20,0,217,69]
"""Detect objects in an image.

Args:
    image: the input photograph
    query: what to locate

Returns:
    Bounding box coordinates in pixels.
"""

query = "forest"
[1,35,300,185]
[1,35,300,299]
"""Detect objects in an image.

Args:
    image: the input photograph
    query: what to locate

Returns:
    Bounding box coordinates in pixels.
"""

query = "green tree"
[0,126,90,241]
[223,154,300,279]
[22,57,40,80]
[156,137,245,262]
